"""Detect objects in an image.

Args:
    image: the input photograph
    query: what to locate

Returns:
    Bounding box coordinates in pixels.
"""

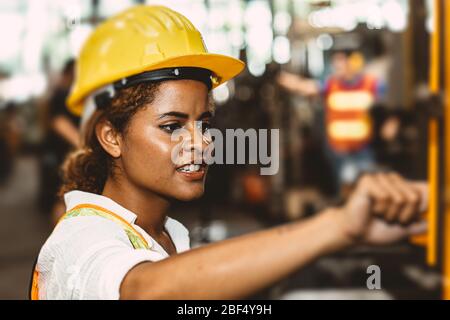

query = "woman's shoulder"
[39,215,133,263]
[35,215,151,300]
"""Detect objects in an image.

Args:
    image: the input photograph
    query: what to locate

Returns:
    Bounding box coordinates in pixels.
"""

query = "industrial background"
[1,0,449,300]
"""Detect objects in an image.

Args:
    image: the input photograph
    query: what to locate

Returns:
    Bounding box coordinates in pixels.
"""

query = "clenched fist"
[335,173,428,246]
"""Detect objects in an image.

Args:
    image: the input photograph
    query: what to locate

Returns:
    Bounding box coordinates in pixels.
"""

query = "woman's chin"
[173,187,205,202]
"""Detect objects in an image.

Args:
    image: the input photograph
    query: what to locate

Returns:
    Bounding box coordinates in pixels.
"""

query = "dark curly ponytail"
[58,82,161,197]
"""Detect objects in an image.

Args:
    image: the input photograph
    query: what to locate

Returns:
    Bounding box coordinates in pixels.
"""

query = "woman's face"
[118,79,212,201]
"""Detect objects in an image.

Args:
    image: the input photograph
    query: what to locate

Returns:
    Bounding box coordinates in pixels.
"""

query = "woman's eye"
[159,123,182,133]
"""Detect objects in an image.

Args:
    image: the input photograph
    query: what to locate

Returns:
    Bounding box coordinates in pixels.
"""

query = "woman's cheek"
[150,135,174,157]
[122,129,172,180]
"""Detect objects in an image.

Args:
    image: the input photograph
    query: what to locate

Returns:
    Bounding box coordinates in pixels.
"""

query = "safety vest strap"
[60,204,150,250]
[30,204,151,300]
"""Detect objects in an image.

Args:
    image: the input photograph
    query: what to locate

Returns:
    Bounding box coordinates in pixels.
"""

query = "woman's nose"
[184,123,211,148]
[180,125,209,162]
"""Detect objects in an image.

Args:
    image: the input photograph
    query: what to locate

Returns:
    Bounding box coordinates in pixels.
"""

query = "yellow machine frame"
[424,0,450,300]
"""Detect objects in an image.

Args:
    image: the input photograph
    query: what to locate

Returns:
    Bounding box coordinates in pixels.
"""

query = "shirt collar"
[63,190,190,253]
[64,190,138,223]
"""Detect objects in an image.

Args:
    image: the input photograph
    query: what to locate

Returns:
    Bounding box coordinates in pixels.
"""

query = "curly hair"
[59,82,161,196]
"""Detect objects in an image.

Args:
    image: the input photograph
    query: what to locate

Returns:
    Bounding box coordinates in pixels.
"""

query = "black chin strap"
[94,67,214,110]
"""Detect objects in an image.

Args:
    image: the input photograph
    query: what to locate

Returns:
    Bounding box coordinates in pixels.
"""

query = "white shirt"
[35,190,190,300]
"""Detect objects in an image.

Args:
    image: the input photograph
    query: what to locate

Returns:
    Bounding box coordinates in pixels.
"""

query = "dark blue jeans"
[327,146,375,188]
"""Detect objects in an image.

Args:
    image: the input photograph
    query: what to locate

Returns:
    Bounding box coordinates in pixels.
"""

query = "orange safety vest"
[325,75,377,153]
[29,204,151,300]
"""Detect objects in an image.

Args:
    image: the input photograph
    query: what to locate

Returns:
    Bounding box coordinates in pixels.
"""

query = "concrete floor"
[0,156,51,299]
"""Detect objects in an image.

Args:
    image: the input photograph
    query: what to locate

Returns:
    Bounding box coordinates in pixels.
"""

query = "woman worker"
[31,5,428,300]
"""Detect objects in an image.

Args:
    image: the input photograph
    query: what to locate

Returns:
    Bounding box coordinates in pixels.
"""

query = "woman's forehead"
[147,80,212,117]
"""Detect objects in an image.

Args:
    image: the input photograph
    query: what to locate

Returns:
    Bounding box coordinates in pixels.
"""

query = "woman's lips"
[176,165,207,181]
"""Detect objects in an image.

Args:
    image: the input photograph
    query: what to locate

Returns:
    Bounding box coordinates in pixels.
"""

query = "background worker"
[39,59,80,223]
[278,51,385,196]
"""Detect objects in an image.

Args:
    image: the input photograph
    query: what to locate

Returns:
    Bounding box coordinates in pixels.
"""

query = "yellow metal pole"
[427,119,439,267]
[430,0,440,94]
[427,0,441,268]
[411,0,441,265]
[443,0,450,300]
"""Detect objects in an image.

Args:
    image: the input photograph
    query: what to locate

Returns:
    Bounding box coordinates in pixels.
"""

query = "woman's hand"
[335,173,428,246]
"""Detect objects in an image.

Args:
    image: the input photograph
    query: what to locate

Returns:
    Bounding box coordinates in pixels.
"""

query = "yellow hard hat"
[67,5,245,116]
[348,52,365,74]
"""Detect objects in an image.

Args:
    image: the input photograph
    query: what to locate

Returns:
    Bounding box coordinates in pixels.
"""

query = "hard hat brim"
[67,53,245,116]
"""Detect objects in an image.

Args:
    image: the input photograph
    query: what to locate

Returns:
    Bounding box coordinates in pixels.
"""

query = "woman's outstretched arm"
[121,173,428,299]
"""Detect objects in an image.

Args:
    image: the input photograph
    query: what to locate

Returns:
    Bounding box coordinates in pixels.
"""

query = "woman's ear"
[95,120,122,158]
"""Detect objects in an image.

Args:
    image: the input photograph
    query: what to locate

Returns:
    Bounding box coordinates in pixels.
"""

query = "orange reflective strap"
[328,77,340,92]
[30,270,39,300]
